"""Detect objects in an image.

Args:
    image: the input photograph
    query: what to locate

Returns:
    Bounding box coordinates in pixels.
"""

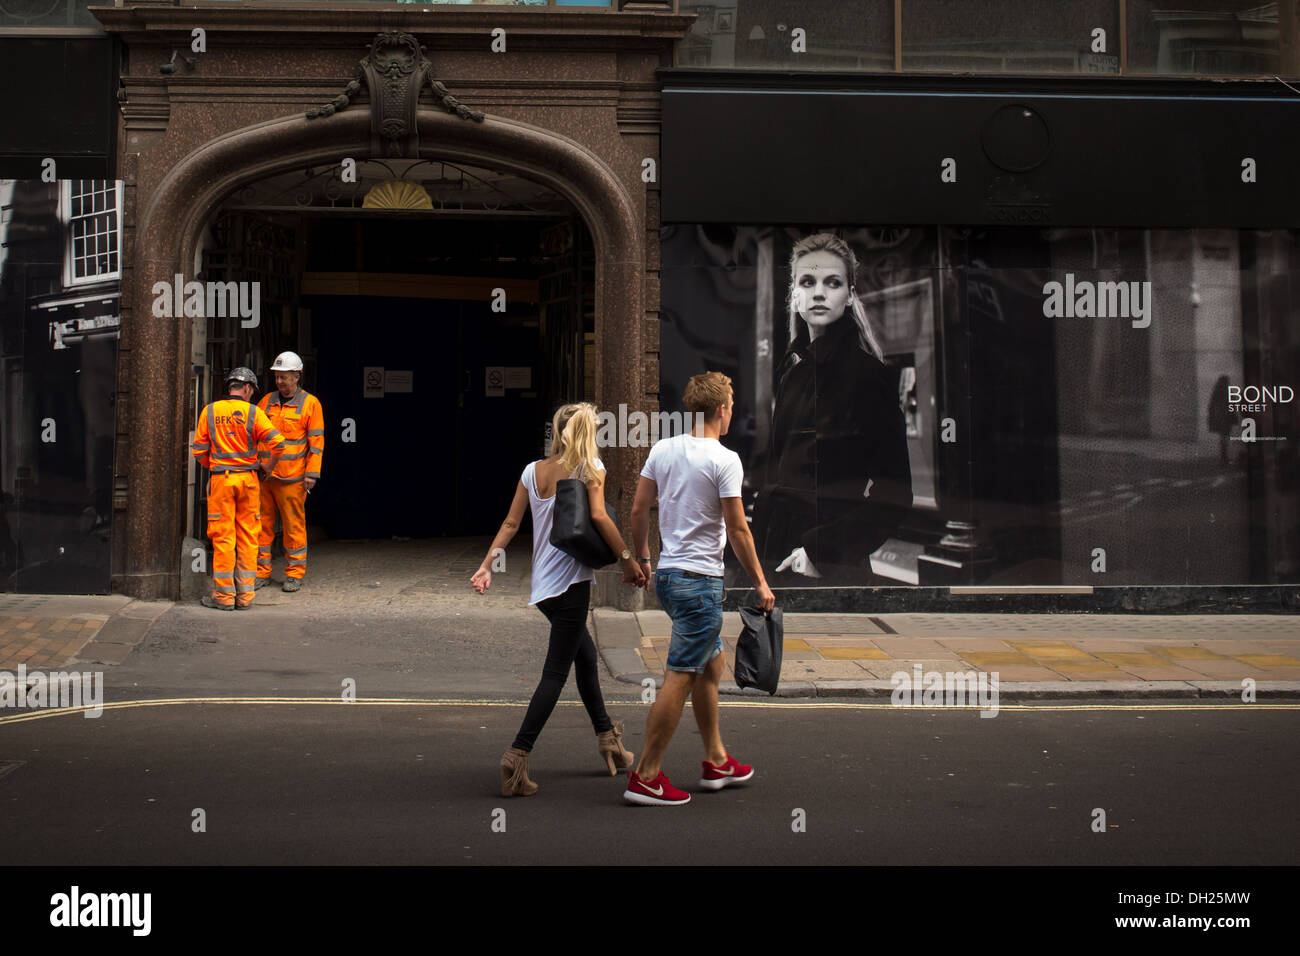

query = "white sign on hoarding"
[384,370,413,393]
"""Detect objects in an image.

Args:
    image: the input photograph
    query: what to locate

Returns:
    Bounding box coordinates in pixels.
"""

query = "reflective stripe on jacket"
[258,389,324,482]
[192,399,285,473]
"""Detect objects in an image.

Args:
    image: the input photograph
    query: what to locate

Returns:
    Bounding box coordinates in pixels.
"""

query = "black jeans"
[512,580,613,752]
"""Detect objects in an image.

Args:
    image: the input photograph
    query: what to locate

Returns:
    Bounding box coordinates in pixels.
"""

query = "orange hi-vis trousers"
[258,479,307,581]
[208,471,262,608]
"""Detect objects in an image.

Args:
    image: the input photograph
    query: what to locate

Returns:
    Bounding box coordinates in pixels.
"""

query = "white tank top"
[522,458,601,606]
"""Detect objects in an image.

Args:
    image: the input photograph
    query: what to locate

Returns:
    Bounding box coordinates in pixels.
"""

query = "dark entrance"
[195,162,594,544]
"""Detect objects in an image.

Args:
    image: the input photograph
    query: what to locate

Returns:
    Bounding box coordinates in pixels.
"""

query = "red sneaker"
[623,770,691,806]
[699,754,754,790]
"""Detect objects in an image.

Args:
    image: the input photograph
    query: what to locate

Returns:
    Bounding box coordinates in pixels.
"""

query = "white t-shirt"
[522,458,602,606]
[640,434,743,577]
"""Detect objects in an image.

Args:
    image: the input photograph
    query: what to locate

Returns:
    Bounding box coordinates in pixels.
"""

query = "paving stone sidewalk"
[591,609,1300,699]
[0,595,172,671]
[5,593,1298,701]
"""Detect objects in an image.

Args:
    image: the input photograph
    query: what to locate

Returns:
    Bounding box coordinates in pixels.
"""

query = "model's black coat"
[754,315,912,580]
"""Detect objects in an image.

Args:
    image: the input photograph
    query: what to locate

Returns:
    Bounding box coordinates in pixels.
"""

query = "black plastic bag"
[734,605,783,695]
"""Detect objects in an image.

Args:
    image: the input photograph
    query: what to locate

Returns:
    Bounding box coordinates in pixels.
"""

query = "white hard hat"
[270,351,303,372]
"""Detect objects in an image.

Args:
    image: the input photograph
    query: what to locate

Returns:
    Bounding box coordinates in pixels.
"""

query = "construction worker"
[191,368,285,610]
[256,351,324,593]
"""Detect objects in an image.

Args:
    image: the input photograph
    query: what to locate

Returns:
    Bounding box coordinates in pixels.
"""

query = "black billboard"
[660,223,1299,591]
[662,74,1300,228]
[659,76,1299,596]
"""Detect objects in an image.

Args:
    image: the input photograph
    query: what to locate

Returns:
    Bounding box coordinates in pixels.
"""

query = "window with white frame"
[62,179,122,286]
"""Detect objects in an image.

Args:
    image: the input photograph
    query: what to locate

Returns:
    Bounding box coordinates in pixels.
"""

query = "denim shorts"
[656,569,725,674]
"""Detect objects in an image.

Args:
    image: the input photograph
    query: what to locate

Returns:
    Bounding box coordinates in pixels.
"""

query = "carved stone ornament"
[307,31,485,158]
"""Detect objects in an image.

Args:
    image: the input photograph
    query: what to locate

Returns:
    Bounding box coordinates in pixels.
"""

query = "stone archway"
[121,108,645,599]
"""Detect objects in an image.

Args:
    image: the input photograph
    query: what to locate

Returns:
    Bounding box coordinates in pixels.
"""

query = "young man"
[191,368,285,610]
[255,351,324,593]
[624,371,776,806]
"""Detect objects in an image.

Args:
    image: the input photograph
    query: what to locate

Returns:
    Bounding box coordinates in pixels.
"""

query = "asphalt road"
[1,696,1295,866]
[1,592,1297,871]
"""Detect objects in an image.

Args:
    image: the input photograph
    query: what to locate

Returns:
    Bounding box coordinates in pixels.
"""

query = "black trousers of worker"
[512,580,613,751]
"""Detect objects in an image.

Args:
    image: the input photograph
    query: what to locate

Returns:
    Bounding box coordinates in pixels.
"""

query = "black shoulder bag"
[549,462,618,568]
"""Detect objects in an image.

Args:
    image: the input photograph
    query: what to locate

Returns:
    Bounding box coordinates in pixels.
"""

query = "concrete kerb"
[589,608,1300,700]
[70,598,174,666]
[589,608,657,686]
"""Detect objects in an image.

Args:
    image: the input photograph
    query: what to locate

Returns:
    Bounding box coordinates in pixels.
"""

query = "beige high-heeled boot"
[596,720,635,776]
[500,747,539,797]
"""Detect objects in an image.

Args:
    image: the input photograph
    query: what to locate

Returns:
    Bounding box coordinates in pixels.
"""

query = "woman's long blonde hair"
[550,402,602,485]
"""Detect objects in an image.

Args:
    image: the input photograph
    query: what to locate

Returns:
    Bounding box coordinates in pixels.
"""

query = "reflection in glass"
[0,0,100,30]
[395,1,549,5]
[0,180,118,594]
[65,180,119,284]
[902,0,1121,73]
[1128,0,1282,74]
[679,1,893,70]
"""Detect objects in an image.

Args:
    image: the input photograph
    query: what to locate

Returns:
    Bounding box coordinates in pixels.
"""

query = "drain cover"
[0,761,25,781]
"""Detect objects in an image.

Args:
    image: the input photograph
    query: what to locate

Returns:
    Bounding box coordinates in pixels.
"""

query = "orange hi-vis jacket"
[257,389,324,483]
[191,399,284,472]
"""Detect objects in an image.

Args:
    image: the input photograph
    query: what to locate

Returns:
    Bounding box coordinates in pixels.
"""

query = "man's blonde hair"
[683,371,732,418]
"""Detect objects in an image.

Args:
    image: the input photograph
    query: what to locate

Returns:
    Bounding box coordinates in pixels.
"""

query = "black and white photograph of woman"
[751,232,914,586]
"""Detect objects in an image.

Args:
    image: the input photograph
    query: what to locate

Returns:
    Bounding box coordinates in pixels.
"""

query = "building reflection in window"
[1129,1,1282,75]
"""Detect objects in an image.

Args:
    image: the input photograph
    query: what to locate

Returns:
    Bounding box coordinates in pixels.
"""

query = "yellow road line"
[0,696,1296,726]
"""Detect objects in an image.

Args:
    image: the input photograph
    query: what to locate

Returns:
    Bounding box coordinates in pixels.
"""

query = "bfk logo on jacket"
[214,409,246,427]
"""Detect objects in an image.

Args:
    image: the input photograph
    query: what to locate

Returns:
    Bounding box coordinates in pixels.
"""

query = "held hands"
[776,546,821,579]
[621,558,647,589]
[470,567,491,594]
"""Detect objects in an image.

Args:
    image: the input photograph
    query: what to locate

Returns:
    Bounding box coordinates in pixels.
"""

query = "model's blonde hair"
[683,371,732,418]
[551,402,602,484]
[786,232,885,362]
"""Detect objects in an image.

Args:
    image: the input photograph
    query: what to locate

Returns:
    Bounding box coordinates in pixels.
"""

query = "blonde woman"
[471,403,647,797]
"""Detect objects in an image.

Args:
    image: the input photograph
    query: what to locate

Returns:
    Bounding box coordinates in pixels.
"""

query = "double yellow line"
[1,696,1296,726]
